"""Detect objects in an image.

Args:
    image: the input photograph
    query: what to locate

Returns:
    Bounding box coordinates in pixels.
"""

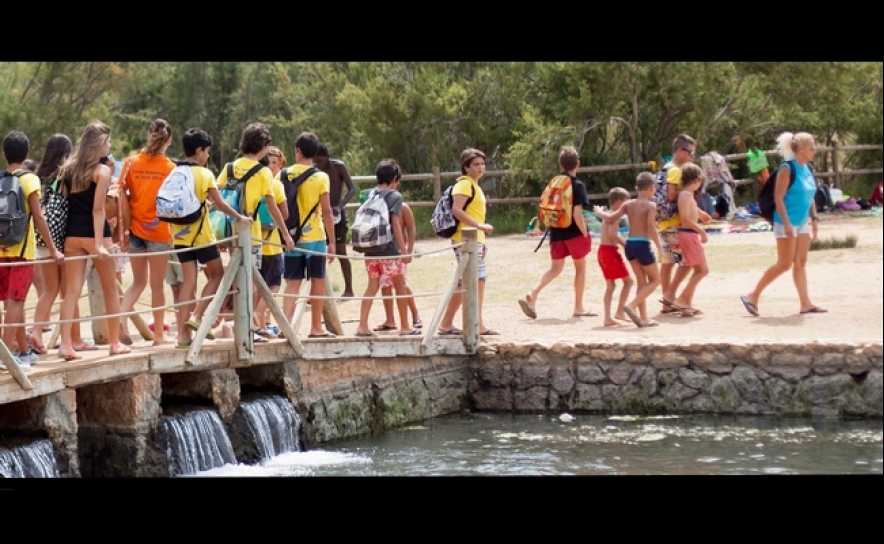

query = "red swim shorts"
[0,258,35,301]
[597,244,629,281]
[550,234,591,261]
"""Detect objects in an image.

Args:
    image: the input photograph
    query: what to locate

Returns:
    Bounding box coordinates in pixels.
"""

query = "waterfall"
[239,395,302,461]
[0,439,60,478]
[162,408,236,477]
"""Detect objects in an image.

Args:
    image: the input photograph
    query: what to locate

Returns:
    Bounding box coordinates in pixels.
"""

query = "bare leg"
[336,239,354,297]
[356,278,380,335]
[602,280,618,326]
[147,252,172,344]
[615,276,633,321]
[379,286,396,328]
[571,257,590,315]
[747,236,795,310]
[792,234,825,312]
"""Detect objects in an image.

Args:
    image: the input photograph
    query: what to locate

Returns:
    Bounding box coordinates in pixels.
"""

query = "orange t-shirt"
[121,153,175,243]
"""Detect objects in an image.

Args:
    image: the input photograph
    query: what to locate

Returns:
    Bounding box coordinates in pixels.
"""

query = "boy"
[518,146,594,320]
[253,148,288,339]
[596,187,634,327]
[173,128,252,347]
[670,163,709,316]
[278,131,336,338]
[374,201,422,332]
[0,130,63,368]
[315,144,357,298]
[354,159,417,337]
[594,172,662,328]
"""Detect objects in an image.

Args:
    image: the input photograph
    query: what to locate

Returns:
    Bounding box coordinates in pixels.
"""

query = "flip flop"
[372,323,397,331]
[253,334,269,343]
[109,342,132,355]
[399,329,421,336]
[800,307,828,314]
[573,311,598,317]
[175,342,192,350]
[740,295,759,317]
[308,332,337,338]
[659,298,676,308]
[355,332,377,338]
[622,307,643,327]
[73,343,99,351]
[660,307,680,314]
[518,299,537,319]
[412,319,423,329]
[438,328,463,336]
[29,341,48,355]
[188,320,216,340]
[480,329,501,336]
[58,345,82,361]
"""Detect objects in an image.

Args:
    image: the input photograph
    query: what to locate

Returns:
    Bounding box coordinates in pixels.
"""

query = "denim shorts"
[128,231,172,253]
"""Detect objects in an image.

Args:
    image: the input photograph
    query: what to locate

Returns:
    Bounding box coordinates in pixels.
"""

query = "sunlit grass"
[810,234,858,251]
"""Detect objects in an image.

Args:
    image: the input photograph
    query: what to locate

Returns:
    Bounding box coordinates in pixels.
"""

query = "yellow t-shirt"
[450,175,486,243]
[261,177,287,256]
[0,170,40,260]
[657,163,682,232]
[276,164,330,244]
[216,158,273,247]
[171,165,217,248]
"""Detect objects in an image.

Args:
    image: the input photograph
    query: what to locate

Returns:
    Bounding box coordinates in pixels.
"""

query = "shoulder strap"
[463,182,476,210]
[291,167,318,186]
[226,162,234,181]
[239,163,264,185]
[279,167,288,183]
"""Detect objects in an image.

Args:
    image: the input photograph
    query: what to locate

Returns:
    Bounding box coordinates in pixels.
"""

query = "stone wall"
[470,342,883,418]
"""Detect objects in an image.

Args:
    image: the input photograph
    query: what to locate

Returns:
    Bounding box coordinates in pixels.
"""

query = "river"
[196,412,883,476]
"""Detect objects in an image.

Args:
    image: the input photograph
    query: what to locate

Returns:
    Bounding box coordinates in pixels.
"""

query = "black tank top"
[64,175,112,239]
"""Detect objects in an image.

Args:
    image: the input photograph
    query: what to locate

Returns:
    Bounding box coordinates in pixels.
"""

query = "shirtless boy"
[671,163,709,316]
[596,187,634,326]
[594,172,662,328]
[315,144,357,297]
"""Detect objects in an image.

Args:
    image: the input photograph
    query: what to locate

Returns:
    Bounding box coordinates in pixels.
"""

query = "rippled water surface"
[197,413,883,476]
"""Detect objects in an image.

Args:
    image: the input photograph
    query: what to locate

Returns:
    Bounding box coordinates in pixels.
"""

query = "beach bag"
[350,189,394,253]
[156,161,203,225]
[0,170,29,249]
[210,162,264,240]
[430,182,475,238]
[35,178,68,251]
[757,161,796,223]
[652,168,676,222]
[746,148,770,174]
[280,166,320,244]
[537,174,573,229]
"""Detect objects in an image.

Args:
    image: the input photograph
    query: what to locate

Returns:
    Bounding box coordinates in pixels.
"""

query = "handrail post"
[831,140,841,189]
[433,166,441,202]
[234,224,254,361]
[461,228,479,353]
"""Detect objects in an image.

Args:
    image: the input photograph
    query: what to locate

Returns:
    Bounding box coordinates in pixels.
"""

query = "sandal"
[29,339,48,355]
[58,345,82,361]
[186,320,216,340]
[109,342,132,356]
[73,343,99,351]
[412,318,423,329]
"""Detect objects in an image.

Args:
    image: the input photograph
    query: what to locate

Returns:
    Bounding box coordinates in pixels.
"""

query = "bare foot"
[613,313,629,321]
[640,319,660,327]
[603,319,622,327]
[152,336,175,346]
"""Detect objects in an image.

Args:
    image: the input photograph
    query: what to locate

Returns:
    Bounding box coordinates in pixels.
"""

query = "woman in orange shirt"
[118,119,176,345]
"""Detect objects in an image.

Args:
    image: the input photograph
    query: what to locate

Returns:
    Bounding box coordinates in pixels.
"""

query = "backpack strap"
[9,171,31,257]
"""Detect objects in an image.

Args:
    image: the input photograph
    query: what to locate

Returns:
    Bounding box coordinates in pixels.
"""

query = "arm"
[773,166,793,235]
[319,192,336,263]
[808,200,819,241]
[678,192,705,235]
[401,203,416,256]
[119,160,132,251]
[28,192,63,261]
[452,193,493,234]
[593,201,628,223]
[647,205,662,257]
[334,162,357,212]
[572,204,587,237]
[390,212,410,265]
[93,165,112,257]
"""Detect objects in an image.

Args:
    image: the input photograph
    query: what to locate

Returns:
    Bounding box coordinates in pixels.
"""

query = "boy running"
[596,187,634,326]
[594,172,662,328]
[670,163,709,316]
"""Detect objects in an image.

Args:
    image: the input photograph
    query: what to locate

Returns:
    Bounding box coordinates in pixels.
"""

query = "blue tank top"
[772,159,815,226]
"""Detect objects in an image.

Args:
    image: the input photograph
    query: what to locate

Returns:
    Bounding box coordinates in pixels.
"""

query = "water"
[0,438,60,478]
[193,413,883,476]
[239,395,302,460]
[162,408,236,477]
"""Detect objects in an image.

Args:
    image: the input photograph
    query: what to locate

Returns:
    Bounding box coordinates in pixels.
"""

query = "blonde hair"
[776,131,815,160]
[267,146,287,167]
[143,118,172,156]
[58,121,111,194]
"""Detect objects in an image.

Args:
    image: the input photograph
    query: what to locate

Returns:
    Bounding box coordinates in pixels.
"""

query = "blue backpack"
[210,162,264,241]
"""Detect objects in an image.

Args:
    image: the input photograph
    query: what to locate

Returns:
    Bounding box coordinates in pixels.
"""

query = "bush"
[810,234,858,251]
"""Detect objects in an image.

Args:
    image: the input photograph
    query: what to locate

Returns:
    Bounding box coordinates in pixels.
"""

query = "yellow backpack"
[537,174,573,229]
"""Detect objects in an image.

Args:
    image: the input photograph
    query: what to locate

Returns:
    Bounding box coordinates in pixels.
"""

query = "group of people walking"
[0,120,828,371]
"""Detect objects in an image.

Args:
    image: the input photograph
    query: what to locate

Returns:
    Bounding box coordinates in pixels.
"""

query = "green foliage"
[810,233,858,251]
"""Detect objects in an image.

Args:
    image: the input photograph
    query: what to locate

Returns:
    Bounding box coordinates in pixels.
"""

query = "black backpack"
[757,161,796,223]
[280,166,319,243]
[0,170,30,252]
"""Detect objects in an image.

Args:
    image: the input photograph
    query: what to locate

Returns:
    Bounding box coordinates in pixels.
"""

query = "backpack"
[652,168,676,222]
[537,174,573,229]
[350,189,395,254]
[430,181,476,238]
[256,195,276,233]
[35,178,69,251]
[156,161,203,225]
[756,161,796,223]
[280,166,320,244]
[0,170,30,251]
[210,162,264,240]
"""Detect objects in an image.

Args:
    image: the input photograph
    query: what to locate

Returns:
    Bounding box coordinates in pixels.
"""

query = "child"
[670,163,709,316]
[596,187,634,326]
[171,128,252,348]
[518,146,594,320]
[594,172,662,328]
[354,159,417,337]
[374,201,422,332]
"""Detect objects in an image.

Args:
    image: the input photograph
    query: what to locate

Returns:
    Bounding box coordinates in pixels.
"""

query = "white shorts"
[773,220,811,238]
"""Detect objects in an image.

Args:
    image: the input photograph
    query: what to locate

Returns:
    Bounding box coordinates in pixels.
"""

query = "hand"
[326,244,336,264]
[785,223,796,238]
[699,210,712,223]
[96,245,111,260]
[402,255,413,265]
[593,205,606,214]
[52,249,64,263]
[811,220,818,241]
[239,214,253,224]
[700,232,708,244]
[284,235,295,252]
[479,223,494,234]
[332,205,342,215]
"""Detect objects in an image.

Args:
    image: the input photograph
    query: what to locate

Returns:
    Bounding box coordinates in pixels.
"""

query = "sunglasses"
[680,148,696,157]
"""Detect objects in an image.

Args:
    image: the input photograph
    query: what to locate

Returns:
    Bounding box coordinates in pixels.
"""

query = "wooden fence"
[345,144,883,210]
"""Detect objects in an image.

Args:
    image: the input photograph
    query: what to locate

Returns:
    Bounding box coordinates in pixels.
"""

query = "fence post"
[433,166,441,202]
[461,228,479,354]
[85,260,110,344]
[234,224,254,361]
[831,140,841,189]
